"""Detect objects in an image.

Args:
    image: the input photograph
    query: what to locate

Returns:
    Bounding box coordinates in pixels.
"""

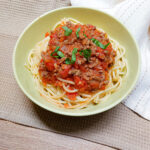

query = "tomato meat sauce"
[39,21,116,100]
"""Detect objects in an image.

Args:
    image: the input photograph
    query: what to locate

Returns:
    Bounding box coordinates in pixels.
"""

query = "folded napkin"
[71,0,150,120]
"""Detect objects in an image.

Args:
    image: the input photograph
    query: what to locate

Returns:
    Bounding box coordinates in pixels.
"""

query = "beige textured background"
[0,1,150,149]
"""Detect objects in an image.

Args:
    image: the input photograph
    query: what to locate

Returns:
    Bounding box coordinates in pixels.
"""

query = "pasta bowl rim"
[13,6,141,116]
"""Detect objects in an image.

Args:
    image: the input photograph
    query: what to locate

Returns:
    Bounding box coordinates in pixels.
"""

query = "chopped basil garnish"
[83,31,87,38]
[79,49,91,60]
[51,46,64,58]
[65,48,78,65]
[50,46,60,56]
[71,48,78,64]
[103,42,110,49]
[76,27,81,38]
[84,34,87,38]
[65,58,71,64]
[57,51,64,58]
[91,38,110,49]
[62,26,72,36]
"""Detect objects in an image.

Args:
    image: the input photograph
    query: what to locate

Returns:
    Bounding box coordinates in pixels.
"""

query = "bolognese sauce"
[38,21,116,100]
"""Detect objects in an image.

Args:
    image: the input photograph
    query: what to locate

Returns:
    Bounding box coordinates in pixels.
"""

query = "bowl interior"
[13,7,140,116]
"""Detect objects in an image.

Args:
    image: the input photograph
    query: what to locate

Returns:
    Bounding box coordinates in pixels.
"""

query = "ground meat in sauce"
[39,21,116,95]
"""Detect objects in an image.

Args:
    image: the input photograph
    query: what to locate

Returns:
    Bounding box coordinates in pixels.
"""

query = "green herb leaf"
[50,46,60,56]
[79,49,91,60]
[65,48,78,65]
[83,31,87,38]
[57,51,64,58]
[79,50,83,56]
[91,38,110,49]
[103,42,110,49]
[65,58,71,64]
[71,48,78,64]
[62,26,72,36]
[76,27,81,38]
[51,46,65,58]
[83,34,87,38]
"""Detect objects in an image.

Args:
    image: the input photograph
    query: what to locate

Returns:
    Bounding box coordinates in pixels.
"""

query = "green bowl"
[13,7,140,116]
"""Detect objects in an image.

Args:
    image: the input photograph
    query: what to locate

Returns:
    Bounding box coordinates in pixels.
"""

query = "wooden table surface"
[0,119,115,150]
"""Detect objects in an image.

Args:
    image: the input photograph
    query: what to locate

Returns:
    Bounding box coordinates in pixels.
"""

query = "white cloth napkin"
[71,0,150,120]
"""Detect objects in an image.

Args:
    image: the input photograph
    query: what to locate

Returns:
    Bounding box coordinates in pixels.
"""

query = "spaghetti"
[25,18,128,109]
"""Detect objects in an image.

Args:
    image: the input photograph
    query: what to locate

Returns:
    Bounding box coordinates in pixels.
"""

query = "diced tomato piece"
[100,84,106,90]
[61,64,70,70]
[42,82,47,86]
[75,24,80,29]
[90,80,99,89]
[45,32,49,37]
[88,25,95,30]
[40,59,43,63]
[80,66,86,72]
[64,103,69,108]
[59,66,71,78]
[60,69,70,78]
[66,92,77,100]
[45,58,56,71]
[45,62,55,71]
[74,62,79,69]
[55,81,63,87]
[50,35,53,39]
[101,62,108,70]
[59,37,64,42]
[74,76,86,88]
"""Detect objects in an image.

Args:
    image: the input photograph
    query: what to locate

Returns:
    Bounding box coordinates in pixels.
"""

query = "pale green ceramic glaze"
[13,7,140,116]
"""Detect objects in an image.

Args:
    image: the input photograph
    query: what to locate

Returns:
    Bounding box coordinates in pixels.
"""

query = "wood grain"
[0,119,115,150]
